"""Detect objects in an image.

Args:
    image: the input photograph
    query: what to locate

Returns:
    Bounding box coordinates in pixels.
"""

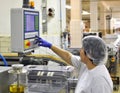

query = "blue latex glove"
[35,36,52,48]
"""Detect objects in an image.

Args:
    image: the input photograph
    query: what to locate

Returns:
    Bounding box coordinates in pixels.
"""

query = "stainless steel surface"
[26,65,76,93]
[0,66,13,93]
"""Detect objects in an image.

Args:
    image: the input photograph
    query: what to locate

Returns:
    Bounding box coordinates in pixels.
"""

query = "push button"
[24,40,31,49]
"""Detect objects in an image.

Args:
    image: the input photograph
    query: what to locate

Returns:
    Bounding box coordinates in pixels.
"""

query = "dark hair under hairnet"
[82,36,108,65]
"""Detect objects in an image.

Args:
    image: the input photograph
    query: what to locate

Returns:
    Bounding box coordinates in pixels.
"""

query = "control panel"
[11,8,39,53]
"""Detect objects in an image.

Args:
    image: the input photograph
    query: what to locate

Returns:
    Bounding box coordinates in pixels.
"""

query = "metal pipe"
[60,0,63,48]
[17,74,20,93]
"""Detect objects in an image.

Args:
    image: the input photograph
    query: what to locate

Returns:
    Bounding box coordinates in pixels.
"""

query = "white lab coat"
[71,55,113,93]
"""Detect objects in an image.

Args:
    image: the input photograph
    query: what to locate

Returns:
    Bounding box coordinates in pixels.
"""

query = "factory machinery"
[106,45,120,91]
[27,65,77,93]
[1,0,120,92]
[1,0,77,91]
[0,63,77,93]
[0,0,78,92]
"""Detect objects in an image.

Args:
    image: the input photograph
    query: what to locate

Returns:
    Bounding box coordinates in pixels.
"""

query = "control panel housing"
[11,8,39,53]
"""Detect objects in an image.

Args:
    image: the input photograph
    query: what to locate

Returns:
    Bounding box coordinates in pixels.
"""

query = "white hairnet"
[82,36,108,65]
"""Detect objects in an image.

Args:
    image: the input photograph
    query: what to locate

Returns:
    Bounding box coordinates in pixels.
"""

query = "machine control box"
[11,8,39,53]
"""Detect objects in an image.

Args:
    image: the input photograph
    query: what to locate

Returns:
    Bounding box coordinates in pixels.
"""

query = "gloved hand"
[35,36,52,48]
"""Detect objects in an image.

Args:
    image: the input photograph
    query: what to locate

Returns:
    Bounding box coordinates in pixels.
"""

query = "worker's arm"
[51,45,72,64]
[35,36,72,64]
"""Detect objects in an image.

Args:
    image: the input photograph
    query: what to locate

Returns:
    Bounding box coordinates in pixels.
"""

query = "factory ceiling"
[66,0,120,23]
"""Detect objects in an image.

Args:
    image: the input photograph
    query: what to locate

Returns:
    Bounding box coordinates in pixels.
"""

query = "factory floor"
[113,64,120,93]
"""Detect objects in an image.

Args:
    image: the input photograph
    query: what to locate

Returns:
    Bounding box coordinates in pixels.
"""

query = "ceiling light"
[66,5,71,9]
[82,10,90,15]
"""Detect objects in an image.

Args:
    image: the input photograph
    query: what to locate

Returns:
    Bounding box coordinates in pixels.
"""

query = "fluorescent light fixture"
[82,10,90,15]
[66,5,71,9]
[65,5,90,15]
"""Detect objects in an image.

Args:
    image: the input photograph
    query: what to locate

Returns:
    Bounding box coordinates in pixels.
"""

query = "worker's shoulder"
[90,65,110,80]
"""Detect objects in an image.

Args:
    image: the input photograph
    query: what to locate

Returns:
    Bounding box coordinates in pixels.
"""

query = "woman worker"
[35,35,113,93]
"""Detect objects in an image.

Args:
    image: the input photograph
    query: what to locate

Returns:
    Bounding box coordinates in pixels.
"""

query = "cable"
[0,54,8,66]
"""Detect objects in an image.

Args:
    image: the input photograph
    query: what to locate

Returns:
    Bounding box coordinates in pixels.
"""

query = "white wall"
[46,0,66,45]
[35,0,66,55]
[0,0,66,54]
[0,0,22,35]
[0,0,43,36]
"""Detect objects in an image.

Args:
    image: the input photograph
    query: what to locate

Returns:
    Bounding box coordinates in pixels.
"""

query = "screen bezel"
[24,10,39,32]
[24,10,39,39]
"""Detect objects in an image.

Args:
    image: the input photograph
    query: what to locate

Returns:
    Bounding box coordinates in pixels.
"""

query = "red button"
[26,42,31,46]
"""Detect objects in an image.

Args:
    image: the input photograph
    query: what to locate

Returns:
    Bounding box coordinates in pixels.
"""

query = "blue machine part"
[0,54,8,66]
